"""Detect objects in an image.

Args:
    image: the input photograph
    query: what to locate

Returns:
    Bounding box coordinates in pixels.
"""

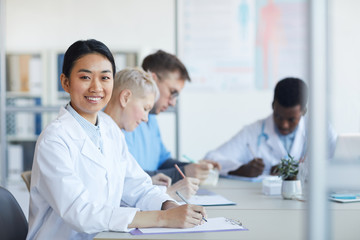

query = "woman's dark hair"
[273,77,308,110]
[62,39,116,78]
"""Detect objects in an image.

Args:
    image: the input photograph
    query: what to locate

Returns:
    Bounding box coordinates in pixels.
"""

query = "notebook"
[181,189,236,206]
[329,193,360,203]
[130,217,247,235]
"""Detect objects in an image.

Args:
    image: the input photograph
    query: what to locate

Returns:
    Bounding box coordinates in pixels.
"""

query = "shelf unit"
[5,51,47,140]
[0,43,140,186]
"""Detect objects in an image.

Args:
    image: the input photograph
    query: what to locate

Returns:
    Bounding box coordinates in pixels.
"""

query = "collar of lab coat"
[57,107,109,169]
[289,117,306,159]
[263,114,306,159]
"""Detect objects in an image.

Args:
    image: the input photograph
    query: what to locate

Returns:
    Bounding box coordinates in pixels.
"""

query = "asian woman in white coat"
[204,78,337,178]
[26,39,206,240]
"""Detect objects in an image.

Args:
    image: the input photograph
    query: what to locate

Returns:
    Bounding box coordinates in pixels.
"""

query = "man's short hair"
[273,77,308,110]
[141,50,191,82]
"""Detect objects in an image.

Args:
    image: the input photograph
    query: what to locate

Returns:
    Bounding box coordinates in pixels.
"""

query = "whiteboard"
[177,0,308,92]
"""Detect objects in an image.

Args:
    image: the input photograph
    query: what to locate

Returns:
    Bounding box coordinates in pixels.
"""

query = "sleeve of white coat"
[120,136,173,210]
[204,128,253,175]
[327,123,338,158]
[35,137,139,233]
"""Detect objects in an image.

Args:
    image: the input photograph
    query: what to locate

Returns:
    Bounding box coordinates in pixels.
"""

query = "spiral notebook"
[130,217,247,235]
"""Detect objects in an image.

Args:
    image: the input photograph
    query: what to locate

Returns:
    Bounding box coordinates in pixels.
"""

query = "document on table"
[179,189,236,206]
[329,193,360,203]
[130,217,247,235]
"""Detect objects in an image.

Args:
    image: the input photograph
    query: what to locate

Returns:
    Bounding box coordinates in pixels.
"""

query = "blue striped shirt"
[65,103,103,153]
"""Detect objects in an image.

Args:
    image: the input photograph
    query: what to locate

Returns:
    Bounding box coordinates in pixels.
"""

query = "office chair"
[21,171,32,192]
[0,186,28,240]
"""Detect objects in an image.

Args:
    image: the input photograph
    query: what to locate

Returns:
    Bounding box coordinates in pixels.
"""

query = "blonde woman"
[104,68,199,201]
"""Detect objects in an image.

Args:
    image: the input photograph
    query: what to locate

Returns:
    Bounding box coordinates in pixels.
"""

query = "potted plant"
[278,154,302,199]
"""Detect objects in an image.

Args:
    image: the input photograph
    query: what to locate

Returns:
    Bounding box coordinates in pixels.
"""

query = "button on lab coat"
[26,107,171,240]
[205,114,337,175]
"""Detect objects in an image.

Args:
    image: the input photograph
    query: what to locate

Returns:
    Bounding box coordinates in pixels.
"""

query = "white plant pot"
[281,180,302,199]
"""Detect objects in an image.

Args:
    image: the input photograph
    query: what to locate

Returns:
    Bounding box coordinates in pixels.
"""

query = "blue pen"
[175,191,207,222]
[182,154,196,163]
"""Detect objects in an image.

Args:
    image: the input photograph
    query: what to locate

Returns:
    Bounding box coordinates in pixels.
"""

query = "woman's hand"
[166,177,199,200]
[151,173,172,187]
[184,163,213,182]
[200,159,222,171]
[128,204,207,229]
[159,204,207,228]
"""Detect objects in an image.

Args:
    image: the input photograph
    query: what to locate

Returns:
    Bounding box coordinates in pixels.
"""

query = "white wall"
[179,90,273,160]
[330,0,360,134]
[6,0,175,58]
[5,0,360,162]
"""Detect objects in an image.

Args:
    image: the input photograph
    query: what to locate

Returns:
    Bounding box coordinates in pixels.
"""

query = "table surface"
[95,178,360,240]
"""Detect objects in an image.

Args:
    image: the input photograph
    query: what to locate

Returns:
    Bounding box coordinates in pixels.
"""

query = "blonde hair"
[113,67,159,101]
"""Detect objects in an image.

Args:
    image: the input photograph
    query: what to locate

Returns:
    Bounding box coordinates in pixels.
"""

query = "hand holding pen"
[183,154,221,170]
[176,191,208,223]
[159,201,208,228]
[241,158,265,177]
[174,165,207,223]
[182,155,221,181]
[245,143,265,177]
[165,164,199,201]
[229,144,264,177]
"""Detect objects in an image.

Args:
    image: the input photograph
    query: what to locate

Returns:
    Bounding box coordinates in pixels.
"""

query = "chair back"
[0,186,28,240]
[21,171,32,192]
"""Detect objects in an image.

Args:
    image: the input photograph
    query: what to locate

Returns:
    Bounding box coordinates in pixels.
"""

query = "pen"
[247,143,264,166]
[175,190,207,222]
[174,164,186,179]
[182,154,196,163]
[246,143,256,159]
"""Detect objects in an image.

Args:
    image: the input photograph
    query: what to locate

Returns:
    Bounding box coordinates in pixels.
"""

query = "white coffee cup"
[200,168,219,186]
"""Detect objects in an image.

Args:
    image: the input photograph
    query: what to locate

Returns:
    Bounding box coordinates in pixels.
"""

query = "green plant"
[278,154,299,180]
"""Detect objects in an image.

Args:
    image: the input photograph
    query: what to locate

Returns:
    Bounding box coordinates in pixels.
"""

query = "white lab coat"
[26,107,171,240]
[205,114,337,176]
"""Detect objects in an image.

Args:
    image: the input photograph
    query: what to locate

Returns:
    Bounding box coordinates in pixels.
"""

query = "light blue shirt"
[123,114,171,171]
[65,103,103,153]
[276,126,298,154]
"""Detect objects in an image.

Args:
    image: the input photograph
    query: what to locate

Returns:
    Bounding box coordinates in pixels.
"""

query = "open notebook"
[130,217,247,235]
[156,186,236,206]
[181,189,236,206]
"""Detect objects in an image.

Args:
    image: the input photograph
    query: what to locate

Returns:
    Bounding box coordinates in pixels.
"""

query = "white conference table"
[95,178,360,240]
